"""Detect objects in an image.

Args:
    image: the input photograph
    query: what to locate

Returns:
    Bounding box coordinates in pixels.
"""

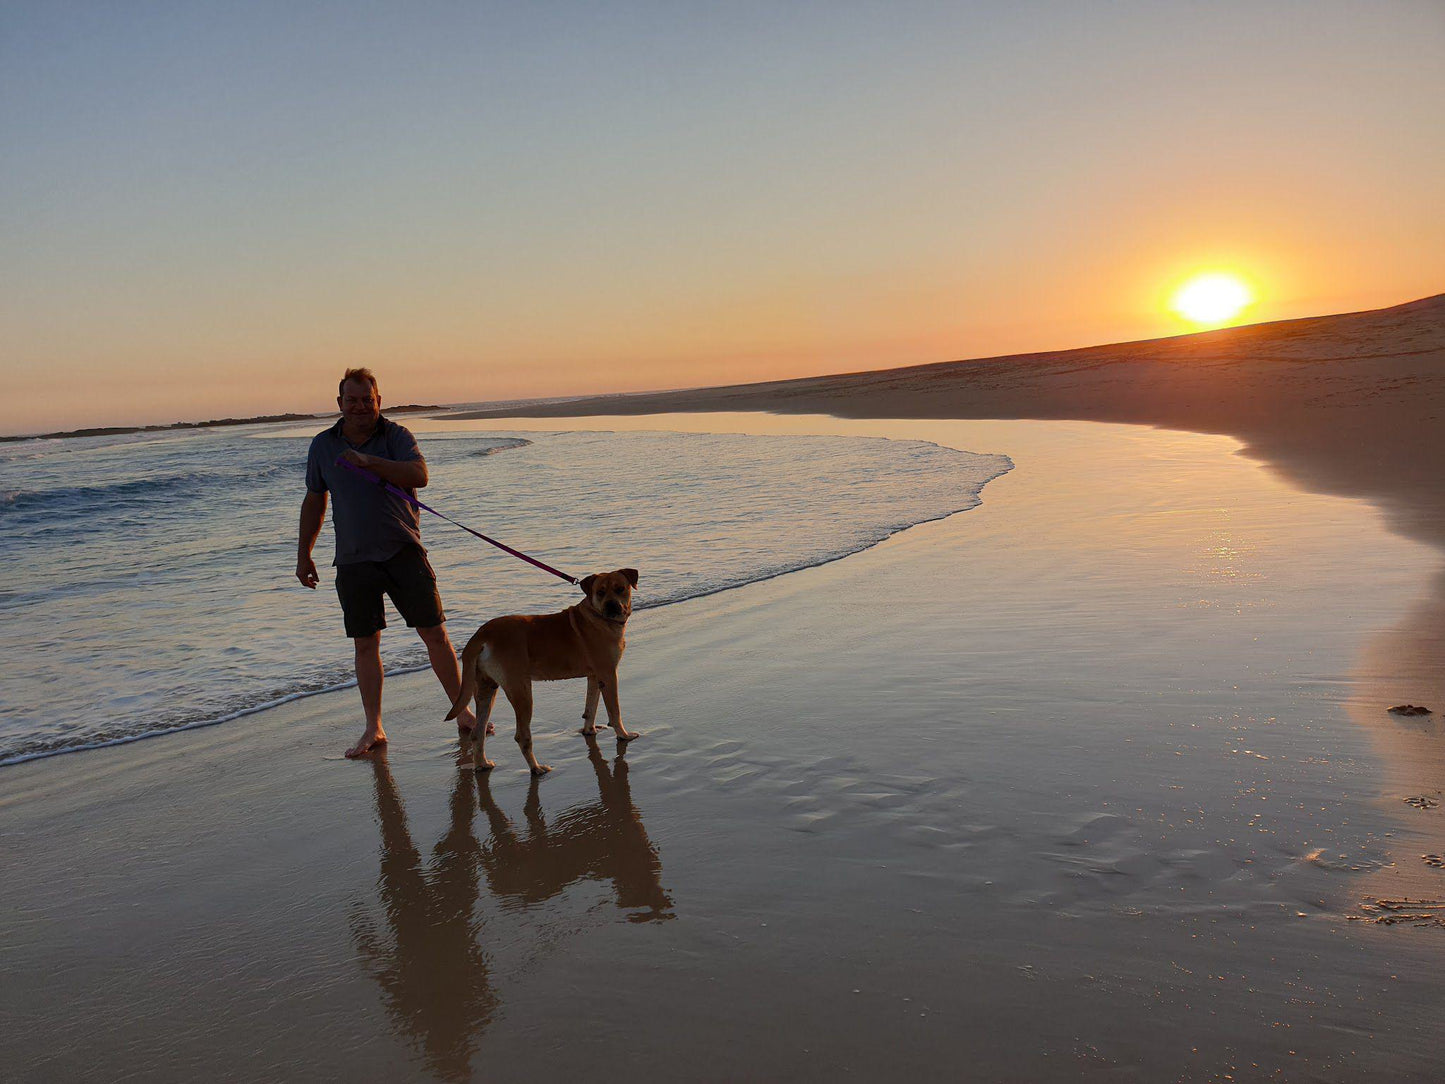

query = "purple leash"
[335,456,579,586]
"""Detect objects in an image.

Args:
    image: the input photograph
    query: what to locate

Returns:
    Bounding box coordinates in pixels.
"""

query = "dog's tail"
[445,629,486,721]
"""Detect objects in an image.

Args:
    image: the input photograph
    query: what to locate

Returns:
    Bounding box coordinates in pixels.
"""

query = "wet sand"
[457,292,1445,909]
[4,416,1444,1081]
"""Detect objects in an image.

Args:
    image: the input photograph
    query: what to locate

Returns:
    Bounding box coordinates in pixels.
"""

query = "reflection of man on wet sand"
[476,736,673,921]
[351,757,497,1084]
[352,741,672,1077]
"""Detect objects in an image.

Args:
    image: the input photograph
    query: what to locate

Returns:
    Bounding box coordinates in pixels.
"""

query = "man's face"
[338,380,381,426]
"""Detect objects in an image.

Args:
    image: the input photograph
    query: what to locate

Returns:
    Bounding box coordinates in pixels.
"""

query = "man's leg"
[416,623,490,735]
[346,631,387,758]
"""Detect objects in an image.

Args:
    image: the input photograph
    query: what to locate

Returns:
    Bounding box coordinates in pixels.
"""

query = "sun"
[1170,273,1254,327]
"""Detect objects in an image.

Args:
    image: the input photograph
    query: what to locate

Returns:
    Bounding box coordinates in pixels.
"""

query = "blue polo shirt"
[305,416,426,566]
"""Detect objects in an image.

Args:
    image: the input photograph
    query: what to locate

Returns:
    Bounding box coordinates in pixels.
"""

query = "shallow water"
[0,422,1007,763]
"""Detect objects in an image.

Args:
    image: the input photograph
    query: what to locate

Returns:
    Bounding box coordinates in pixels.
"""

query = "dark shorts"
[335,544,445,639]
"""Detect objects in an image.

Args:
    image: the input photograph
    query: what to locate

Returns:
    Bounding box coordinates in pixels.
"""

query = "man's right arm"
[297,490,327,588]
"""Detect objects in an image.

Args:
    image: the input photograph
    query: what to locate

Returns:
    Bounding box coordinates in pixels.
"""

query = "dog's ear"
[620,568,639,587]
[579,574,598,595]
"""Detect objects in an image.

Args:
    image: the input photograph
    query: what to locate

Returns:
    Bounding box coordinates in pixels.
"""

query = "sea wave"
[0,463,1009,768]
[0,673,383,766]
[468,437,533,457]
[0,428,1011,768]
[0,466,289,517]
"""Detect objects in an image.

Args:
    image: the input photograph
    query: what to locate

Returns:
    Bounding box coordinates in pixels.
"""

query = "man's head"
[337,368,381,427]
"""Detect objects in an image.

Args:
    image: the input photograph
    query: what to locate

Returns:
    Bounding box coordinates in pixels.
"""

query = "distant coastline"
[0,405,444,443]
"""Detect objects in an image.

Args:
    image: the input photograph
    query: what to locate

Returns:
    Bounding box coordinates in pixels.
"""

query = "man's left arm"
[339,449,429,489]
[340,423,429,488]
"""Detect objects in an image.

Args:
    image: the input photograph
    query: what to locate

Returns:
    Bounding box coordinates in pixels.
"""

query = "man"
[297,368,480,757]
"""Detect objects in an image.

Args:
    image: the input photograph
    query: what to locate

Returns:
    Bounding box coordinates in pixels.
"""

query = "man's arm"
[297,489,328,588]
[338,449,429,489]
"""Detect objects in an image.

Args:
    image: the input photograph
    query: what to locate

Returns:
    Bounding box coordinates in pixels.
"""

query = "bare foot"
[531,764,552,776]
[616,730,641,743]
[457,710,495,737]
[472,757,496,772]
[345,729,387,758]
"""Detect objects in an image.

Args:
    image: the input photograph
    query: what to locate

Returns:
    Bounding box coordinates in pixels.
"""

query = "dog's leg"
[580,675,603,735]
[600,673,639,743]
[471,677,499,771]
[504,682,551,776]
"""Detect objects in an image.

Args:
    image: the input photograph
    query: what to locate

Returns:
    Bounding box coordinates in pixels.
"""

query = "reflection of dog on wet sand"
[477,736,673,921]
[446,569,640,775]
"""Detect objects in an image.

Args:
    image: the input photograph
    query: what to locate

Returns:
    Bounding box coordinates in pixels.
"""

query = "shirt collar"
[333,414,389,441]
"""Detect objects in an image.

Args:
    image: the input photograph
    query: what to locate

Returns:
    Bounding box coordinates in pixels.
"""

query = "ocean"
[0,419,1010,764]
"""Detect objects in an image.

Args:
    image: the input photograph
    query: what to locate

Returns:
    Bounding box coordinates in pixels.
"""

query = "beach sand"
[4,413,1445,1081]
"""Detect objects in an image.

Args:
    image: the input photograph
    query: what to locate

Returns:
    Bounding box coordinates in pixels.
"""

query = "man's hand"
[296,555,320,589]
[340,449,428,489]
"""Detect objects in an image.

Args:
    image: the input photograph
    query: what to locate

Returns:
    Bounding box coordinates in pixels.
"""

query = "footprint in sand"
[1403,795,1440,811]
[1388,704,1433,717]
[1423,854,1445,869]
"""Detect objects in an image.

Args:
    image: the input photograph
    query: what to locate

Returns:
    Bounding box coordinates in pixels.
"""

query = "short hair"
[338,367,379,399]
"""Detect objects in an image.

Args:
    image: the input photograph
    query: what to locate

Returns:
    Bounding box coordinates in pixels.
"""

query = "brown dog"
[445,569,639,774]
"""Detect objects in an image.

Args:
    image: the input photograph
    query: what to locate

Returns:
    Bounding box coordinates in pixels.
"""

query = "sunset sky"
[2,1,1442,433]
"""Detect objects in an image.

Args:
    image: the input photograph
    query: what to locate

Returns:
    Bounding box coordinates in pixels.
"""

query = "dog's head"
[579,568,638,623]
